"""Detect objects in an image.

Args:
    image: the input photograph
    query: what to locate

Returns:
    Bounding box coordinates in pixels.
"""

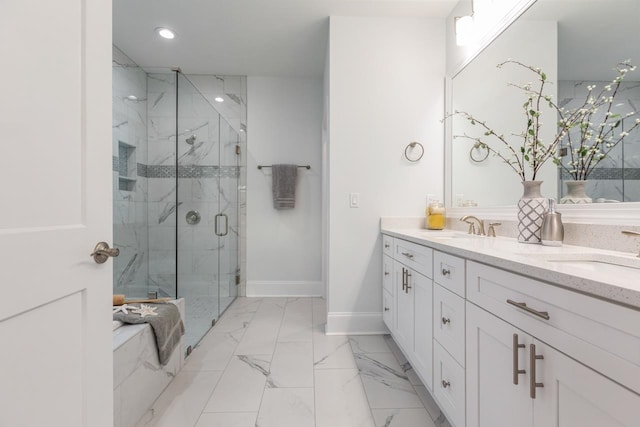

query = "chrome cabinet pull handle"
[401,252,414,259]
[529,344,544,399]
[512,334,526,385]
[384,242,390,249]
[441,317,451,325]
[384,270,390,276]
[441,380,451,388]
[405,271,412,292]
[441,268,451,276]
[401,267,407,291]
[90,242,120,264]
[507,299,550,320]
[384,307,389,312]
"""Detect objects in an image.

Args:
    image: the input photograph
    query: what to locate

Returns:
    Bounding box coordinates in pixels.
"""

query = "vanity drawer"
[394,239,433,278]
[467,260,640,393]
[433,284,465,367]
[382,254,393,294]
[434,251,465,297]
[433,341,465,427]
[382,234,394,257]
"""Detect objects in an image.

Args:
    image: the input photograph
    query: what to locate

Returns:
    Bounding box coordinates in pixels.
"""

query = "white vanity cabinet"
[382,230,640,427]
[382,250,394,331]
[466,261,640,427]
[467,302,640,427]
[382,237,434,391]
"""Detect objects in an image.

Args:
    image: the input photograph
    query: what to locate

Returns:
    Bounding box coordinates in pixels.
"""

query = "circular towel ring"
[404,141,424,162]
[470,142,490,163]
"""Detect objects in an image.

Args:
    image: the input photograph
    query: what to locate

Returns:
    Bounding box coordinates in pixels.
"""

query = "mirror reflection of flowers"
[553,60,640,180]
[445,60,640,182]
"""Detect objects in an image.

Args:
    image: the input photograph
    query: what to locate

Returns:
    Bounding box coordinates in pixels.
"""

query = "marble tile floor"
[134,297,452,427]
[183,295,238,350]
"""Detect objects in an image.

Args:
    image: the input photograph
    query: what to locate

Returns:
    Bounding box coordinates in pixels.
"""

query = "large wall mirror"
[447,0,640,213]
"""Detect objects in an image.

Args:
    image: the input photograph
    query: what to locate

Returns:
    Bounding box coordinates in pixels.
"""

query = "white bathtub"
[113,298,185,427]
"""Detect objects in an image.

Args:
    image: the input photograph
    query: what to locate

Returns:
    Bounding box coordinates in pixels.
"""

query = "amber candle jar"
[427,201,446,230]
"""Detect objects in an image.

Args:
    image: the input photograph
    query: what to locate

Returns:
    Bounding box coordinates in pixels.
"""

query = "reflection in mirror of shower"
[185,135,196,145]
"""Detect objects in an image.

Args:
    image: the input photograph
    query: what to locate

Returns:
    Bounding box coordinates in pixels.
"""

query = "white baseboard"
[325,311,389,335]
[246,281,324,297]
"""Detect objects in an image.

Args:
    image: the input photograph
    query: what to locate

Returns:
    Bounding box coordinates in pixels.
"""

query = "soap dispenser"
[541,198,564,246]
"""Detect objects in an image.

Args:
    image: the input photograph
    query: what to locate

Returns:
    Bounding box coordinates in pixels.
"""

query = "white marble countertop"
[381,226,640,311]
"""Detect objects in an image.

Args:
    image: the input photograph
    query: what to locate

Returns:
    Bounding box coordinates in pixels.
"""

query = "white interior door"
[0,1,112,426]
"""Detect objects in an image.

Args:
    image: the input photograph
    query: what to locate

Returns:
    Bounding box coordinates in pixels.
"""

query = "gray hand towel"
[113,303,185,365]
[272,164,298,209]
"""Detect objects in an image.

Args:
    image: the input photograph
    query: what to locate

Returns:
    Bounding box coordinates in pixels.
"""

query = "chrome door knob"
[90,242,119,264]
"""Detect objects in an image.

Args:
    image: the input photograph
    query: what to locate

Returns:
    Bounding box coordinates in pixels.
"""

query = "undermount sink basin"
[524,252,640,273]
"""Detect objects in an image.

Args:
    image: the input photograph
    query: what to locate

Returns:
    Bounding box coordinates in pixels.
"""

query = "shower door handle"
[215,213,229,237]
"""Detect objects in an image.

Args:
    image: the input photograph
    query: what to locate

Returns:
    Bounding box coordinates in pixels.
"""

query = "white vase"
[517,181,547,244]
[560,180,592,204]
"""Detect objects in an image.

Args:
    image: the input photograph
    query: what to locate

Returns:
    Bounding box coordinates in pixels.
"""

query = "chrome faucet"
[460,215,486,236]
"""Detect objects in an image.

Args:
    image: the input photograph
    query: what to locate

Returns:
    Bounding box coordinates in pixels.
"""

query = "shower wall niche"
[112,46,247,349]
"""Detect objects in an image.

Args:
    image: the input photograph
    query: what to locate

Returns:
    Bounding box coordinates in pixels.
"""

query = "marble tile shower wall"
[112,47,149,298]
[559,80,640,201]
[146,73,179,297]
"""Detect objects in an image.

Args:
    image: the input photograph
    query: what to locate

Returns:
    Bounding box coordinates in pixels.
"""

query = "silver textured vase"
[560,180,592,204]
[517,181,547,244]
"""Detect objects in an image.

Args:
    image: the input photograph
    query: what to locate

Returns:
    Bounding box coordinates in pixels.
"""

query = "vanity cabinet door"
[412,271,433,391]
[534,340,640,427]
[467,303,534,427]
[394,260,414,353]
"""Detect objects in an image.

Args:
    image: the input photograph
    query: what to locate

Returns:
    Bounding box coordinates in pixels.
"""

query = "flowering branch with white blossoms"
[446,60,566,181]
[552,60,640,180]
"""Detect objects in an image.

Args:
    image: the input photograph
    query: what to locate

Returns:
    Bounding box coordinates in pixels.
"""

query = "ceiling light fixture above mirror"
[455,15,474,46]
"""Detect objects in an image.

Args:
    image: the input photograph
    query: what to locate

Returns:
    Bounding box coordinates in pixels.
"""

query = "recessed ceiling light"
[126,95,138,101]
[214,97,224,103]
[156,27,176,40]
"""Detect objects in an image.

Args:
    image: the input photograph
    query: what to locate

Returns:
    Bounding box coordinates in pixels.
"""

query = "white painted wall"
[327,16,446,333]
[246,76,323,296]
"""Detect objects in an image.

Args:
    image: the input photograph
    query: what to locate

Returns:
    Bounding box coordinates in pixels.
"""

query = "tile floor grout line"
[350,338,390,425]
[189,297,265,426]
[311,297,320,427]
[252,296,288,425]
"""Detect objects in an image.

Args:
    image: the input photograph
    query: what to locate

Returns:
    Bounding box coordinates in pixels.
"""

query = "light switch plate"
[350,193,360,208]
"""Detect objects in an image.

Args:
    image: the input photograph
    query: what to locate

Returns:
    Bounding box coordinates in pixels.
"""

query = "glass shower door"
[176,74,239,349]
[218,118,240,314]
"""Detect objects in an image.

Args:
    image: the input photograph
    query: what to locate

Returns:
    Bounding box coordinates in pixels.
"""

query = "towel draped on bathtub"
[113,303,184,365]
